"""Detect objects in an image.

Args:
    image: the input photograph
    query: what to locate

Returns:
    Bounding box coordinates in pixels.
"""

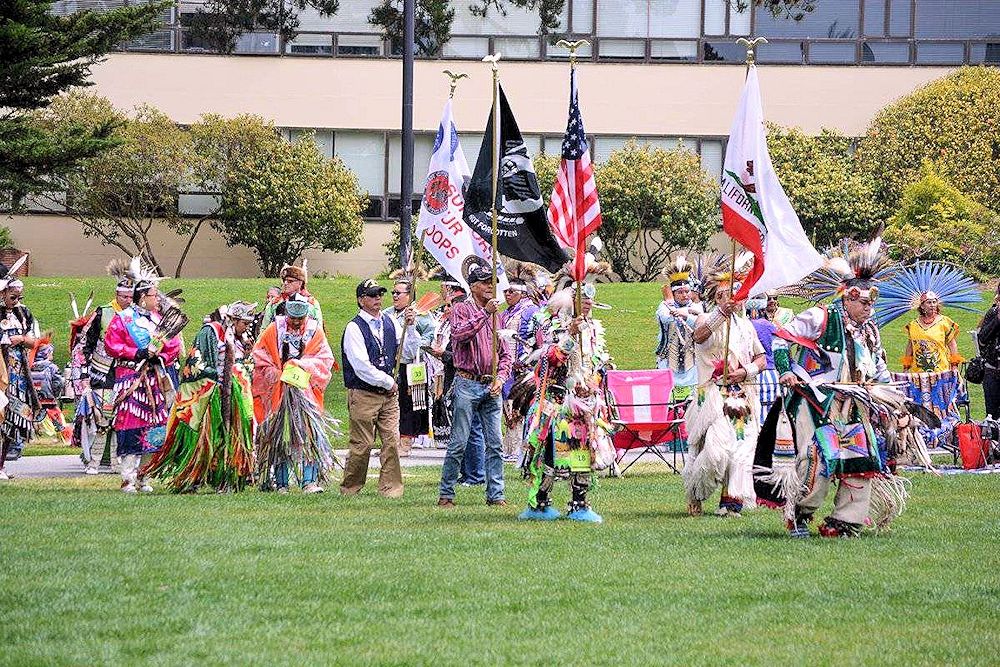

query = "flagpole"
[720,36,767,385]
[556,39,590,322]
[483,53,502,379]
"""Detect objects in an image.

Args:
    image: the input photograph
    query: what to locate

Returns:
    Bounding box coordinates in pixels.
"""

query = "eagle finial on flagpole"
[556,39,589,67]
[443,70,468,98]
[736,36,768,67]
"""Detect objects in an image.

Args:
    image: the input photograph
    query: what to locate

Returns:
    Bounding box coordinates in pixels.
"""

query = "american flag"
[547,68,601,282]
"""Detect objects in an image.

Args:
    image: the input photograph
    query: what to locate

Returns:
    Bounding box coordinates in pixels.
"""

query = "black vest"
[342,313,398,392]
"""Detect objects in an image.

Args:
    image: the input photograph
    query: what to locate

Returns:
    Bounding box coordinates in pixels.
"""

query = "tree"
[368,0,454,57]
[885,163,1000,280]
[532,152,560,208]
[595,141,717,282]
[176,114,286,277]
[735,0,817,21]
[184,0,339,54]
[36,93,194,276]
[216,133,366,276]
[766,123,885,248]
[0,0,168,206]
[856,67,1000,215]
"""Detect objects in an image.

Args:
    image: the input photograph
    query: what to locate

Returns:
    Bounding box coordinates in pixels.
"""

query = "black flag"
[464,85,568,273]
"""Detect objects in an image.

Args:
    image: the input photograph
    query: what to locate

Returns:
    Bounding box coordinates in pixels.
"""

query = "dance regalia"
[655,299,702,400]
[683,306,764,514]
[521,308,613,519]
[252,315,337,488]
[143,322,255,492]
[499,295,540,459]
[0,305,40,462]
[103,306,182,457]
[259,293,323,332]
[392,308,436,438]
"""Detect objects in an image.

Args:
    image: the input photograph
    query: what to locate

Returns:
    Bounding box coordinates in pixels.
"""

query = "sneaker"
[436,497,455,508]
[566,507,603,523]
[486,498,508,507]
[84,467,99,476]
[715,507,742,518]
[121,482,137,494]
[517,506,561,521]
[818,517,862,538]
[276,487,289,495]
[687,499,703,517]
[0,470,9,481]
[139,482,154,493]
[302,483,324,494]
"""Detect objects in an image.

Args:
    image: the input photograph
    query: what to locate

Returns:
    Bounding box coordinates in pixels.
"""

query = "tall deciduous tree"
[175,114,286,277]
[766,123,885,248]
[856,67,1000,216]
[37,93,194,276]
[367,0,454,56]
[0,0,168,205]
[596,141,717,282]
[216,133,366,276]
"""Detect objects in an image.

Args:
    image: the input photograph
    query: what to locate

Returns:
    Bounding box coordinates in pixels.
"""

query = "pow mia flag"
[464,85,568,273]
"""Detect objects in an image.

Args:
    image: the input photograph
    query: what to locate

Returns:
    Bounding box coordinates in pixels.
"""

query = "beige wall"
[90,53,955,136]
[4,214,394,278]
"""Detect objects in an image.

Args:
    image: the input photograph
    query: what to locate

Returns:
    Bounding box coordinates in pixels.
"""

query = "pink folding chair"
[604,369,687,475]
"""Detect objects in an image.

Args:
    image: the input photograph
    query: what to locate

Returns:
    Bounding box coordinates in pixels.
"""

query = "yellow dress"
[903,316,961,373]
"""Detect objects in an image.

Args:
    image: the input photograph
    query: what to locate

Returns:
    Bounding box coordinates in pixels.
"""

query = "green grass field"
[3,277,998,664]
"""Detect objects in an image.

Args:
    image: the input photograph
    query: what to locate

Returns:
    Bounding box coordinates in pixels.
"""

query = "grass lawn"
[1,466,998,664]
[5,277,998,664]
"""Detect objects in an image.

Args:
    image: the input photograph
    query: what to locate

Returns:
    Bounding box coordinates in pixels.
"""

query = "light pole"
[399,0,415,269]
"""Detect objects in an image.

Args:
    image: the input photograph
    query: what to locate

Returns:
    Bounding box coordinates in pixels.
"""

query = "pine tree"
[0,0,168,206]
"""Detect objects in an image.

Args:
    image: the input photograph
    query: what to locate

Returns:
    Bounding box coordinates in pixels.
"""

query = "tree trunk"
[174,215,212,278]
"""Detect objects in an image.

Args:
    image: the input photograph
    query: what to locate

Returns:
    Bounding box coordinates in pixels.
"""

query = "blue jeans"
[439,377,504,502]
[275,461,318,488]
[458,414,485,484]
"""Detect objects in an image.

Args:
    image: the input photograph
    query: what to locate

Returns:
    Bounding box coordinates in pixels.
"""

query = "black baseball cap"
[356,279,387,298]
[467,266,492,286]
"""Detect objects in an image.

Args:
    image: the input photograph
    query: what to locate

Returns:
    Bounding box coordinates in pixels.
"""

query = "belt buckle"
[479,374,494,385]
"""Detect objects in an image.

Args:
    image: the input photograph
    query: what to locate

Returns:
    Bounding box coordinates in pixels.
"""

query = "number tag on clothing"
[280,364,311,390]
[406,362,428,386]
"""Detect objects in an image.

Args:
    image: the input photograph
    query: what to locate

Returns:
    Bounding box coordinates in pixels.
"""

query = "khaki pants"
[795,449,872,524]
[340,388,404,498]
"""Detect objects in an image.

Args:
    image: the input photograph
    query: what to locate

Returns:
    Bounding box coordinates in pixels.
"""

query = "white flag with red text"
[721,66,822,300]
[416,100,505,291]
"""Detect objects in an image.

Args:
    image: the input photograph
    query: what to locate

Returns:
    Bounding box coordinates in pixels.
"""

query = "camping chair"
[604,369,687,476]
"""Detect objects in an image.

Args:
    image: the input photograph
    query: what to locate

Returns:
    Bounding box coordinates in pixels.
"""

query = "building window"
[862,41,910,64]
[971,42,1000,64]
[915,41,966,64]
[334,131,386,197]
[862,0,886,37]
[808,41,858,64]
[755,1,860,39]
[915,0,1000,38]
[888,0,911,37]
[286,33,332,55]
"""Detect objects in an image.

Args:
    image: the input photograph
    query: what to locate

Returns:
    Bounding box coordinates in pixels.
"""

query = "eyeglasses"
[391,291,408,297]
[282,277,301,284]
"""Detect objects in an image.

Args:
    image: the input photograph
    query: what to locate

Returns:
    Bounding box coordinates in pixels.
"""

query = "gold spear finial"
[556,39,590,65]
[736,37,768,66]
[443,70,468,98]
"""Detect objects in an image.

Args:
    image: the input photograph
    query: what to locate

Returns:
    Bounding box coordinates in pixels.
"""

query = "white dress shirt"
[343,309,419,390]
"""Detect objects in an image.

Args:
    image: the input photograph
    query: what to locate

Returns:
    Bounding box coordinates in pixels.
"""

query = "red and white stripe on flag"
[547,69,602,282]
[721,66,822,300]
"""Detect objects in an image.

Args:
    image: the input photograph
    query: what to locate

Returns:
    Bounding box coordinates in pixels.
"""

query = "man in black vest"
[340,279,418,497]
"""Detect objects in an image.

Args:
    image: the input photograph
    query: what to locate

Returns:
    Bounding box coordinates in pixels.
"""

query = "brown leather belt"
[456,369,494,384]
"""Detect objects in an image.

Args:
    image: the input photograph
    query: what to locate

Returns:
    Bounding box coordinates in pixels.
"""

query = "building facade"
[9,0,999,277]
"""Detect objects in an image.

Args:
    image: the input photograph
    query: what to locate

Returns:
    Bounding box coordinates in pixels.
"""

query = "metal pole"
[483,53,501,378]
[399,0,415,269]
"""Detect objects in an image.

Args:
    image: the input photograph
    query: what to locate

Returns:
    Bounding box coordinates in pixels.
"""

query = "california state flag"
[721,66,822,300]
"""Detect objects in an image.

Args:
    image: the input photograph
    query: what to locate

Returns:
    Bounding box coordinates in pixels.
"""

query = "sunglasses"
[391,291,409,297]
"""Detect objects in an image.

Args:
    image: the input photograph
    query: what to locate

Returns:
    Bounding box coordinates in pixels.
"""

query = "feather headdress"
[792,229,899,303]
[0,254,28,292]
[874,260,981,326]
[552,237,612,292]
[504,260,548,302]
[662,254,694,287]
[128,255,165,297]
[279,259,309,287]
[702,251,754,303]
[106,258,140,291]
